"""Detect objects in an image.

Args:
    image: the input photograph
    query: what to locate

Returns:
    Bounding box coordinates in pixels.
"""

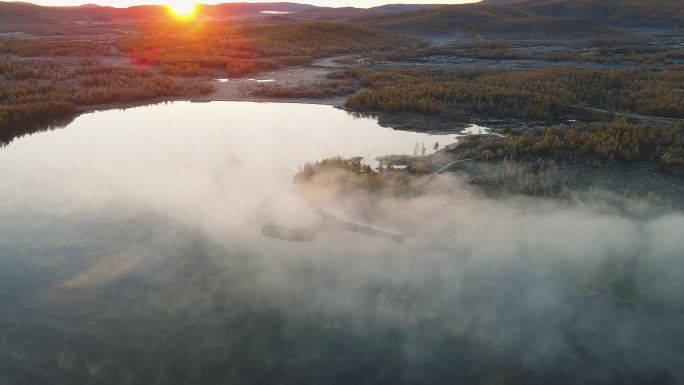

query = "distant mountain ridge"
[481,0,684,28]
[351,3,625,38]
[1,0,682,35]
[351,0,684,37]
[0,1,444,24]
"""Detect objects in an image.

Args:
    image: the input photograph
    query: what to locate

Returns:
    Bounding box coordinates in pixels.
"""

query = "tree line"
[454,119,683,166]
[0,58,213,142]
[340,66,684,121]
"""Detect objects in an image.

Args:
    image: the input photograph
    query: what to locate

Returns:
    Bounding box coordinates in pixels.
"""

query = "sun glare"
[168,3,198,19]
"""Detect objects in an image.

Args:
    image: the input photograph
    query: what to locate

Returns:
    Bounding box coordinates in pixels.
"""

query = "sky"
[25,0,479,9]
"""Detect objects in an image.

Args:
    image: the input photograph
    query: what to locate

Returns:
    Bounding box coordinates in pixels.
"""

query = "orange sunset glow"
[167,2,198,19]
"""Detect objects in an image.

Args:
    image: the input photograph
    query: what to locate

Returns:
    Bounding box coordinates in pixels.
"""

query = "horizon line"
[4,0,482,10]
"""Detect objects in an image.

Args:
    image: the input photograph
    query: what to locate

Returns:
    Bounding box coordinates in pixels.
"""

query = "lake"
[1,101,683,385]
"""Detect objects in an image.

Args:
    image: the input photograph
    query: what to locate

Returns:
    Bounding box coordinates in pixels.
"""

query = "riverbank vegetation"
[453,119,684,167]
[0,18,421,141]
[0,58,212,142]
[295,156,415,197]
[249,78,357,99]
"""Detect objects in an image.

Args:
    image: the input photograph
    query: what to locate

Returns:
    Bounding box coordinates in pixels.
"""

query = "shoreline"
[76,94,348,115]
[75,57,352,116]
[1,59,352,144]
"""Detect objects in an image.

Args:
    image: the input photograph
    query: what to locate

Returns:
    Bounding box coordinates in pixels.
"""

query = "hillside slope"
[0,2,318,23]
[0,2,444,25]
[483,0,684,28]
[353,4,624,37]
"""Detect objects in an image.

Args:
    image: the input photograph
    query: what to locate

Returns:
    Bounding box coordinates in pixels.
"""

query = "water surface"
[1,101,683,385]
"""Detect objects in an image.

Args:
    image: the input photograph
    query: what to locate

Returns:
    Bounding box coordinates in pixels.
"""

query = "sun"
[167,2,198,19]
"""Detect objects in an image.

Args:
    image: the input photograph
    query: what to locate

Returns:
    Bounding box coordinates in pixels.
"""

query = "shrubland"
[119,21,423,77]
[0,39,115,57]
[453,119,684,166]
[340,66,684,120]
[249,78,357,99]
[0,58,213,142]
[295,156,415,198]
[372,39,684,65]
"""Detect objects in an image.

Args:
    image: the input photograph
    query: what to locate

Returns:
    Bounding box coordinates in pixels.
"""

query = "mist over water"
[1,101,683,384]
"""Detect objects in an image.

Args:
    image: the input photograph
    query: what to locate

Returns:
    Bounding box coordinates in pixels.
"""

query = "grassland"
[371,39,684,66]
[511,0,684,29]
[118,22,423,77]
[351,4,625,38]
[350,0,684,37]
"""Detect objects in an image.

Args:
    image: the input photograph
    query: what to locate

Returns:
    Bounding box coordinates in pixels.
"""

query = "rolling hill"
[1,0,681,36]
[0,1,444,25]
[483,0,684,29]
[352,4,624,38]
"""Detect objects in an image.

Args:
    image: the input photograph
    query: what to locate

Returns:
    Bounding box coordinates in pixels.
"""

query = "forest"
[2,3,683,170]
[0,18,423,141]
[0,58,212,141]
[340,66,684,121]
[453,119,684,167]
